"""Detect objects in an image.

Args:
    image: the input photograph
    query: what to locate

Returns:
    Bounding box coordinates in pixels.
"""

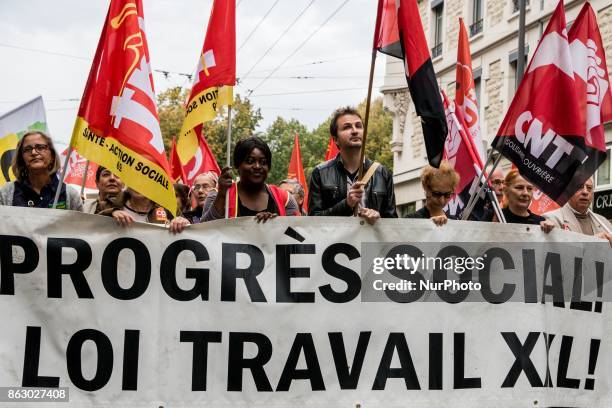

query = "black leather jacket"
[308,155,397,218]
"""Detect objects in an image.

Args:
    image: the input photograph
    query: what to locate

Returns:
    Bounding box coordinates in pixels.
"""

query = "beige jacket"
[544,204,612,235]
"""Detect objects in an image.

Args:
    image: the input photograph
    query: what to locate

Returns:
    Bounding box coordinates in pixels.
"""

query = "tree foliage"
[157,88,393,185]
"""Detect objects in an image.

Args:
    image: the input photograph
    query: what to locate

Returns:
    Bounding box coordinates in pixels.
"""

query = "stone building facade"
[382,0,612,217]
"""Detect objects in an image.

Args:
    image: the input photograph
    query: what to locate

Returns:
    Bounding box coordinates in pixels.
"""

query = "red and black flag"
[493,1,602,206]
[374,0,447,167]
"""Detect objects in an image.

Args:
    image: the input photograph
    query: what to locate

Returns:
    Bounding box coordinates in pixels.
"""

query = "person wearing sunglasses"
[405,161,459,226]
[0,131,82,210]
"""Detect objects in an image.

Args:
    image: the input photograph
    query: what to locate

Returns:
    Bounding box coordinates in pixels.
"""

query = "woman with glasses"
[405,161,459,226]
[496,170,555,232]
[0,131,82,210]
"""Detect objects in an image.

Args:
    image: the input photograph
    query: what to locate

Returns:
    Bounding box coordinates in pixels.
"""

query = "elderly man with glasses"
[544,178,612,243]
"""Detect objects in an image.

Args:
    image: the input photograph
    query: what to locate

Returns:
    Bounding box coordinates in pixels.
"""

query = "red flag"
[178,0,236,164]
[324,135,340,161]
[61,148,98,190]
[287,133,309,212]
[455,18,485,163]
[493,1,593,206]
[181,128,221,186]
[530,188,561,215]
[169,137,187,183]
[568,2,612,153]
[441,91,486,217]
[69,0,176,213]
[374,0,447,167]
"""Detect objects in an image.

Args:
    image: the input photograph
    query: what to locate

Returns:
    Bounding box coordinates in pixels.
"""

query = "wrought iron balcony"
[470,19,483,36]
[512,0,530,13]
[431,42,443,58]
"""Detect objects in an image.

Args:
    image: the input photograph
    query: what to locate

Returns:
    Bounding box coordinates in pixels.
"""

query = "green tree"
[157,88,263,166]
[356,97,393,171]
[157,87,189,152]
[262,117,310,185]
[203,94,263,166]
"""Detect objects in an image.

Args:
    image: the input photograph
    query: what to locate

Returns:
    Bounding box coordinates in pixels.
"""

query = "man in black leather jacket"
[308,107,397,222]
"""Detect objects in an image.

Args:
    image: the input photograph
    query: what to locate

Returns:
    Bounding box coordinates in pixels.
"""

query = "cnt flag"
[455,18,485,163]
[374,0,447,167]
[287,133,309,212]
[70,0,176,214]
[493,1,599,206]
[178,0,235,167]
[568,2,612,162]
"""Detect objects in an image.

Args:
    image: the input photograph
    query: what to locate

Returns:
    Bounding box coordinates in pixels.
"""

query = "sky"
[0,0,390,151]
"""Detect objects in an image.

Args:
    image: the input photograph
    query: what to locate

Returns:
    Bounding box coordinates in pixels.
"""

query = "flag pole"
[353,48,378,216]
[461,152,503,220]
[80,160,90,198]
[357,48,377,181]
[52,146,72,209]
[225,104,233,219]
[462,0,526,221]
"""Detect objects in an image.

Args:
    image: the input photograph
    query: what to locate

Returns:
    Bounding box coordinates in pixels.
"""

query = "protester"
[496,170,555,232]
[488,167,505,203]
[183,171,218,224]
[83,166,123,214]
[98,187,189,233]
[544,178,612,243]
[203,136,299,222]
[279,178,306,215]
[308,106,397,224]
[405,161,459,226]
[0,131,82,210]
[174,183,191,215]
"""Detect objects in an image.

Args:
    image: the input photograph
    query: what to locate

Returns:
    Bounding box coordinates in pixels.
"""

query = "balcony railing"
[512,0,530,13]
[431,42,443,58]
[470,19,483,36]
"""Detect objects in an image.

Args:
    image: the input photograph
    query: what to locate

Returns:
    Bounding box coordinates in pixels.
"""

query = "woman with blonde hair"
[496,170,554,232]
[405,161,460,226]
[0,131,82,210]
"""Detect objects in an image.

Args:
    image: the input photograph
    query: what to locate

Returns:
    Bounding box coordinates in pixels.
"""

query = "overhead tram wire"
[237,0,282,53]
[247,0,351,96]
[239,0,317,83]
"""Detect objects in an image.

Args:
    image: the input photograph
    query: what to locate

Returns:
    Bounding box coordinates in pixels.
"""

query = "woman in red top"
[203,136,299,222]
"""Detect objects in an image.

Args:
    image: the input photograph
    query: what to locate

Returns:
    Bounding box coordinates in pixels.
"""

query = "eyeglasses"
[490,179,504,186]
[430,190,454,199]
[23,144,49,154]
[192,184,214,192]
[577,184,594,192]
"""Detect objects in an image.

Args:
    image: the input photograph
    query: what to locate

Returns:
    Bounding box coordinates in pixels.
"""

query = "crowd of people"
[0,107,610,244]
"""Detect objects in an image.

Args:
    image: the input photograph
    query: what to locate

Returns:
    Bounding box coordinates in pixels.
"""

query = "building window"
[470,0,483,36]
[512,0,530,13]
[596,148,611,187]
[397,202,417,217]
[431,1,444,58]
[509,46,529,94]
[473,67,482,107]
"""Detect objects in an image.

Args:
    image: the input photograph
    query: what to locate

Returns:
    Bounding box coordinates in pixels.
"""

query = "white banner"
[0,207,611,407]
